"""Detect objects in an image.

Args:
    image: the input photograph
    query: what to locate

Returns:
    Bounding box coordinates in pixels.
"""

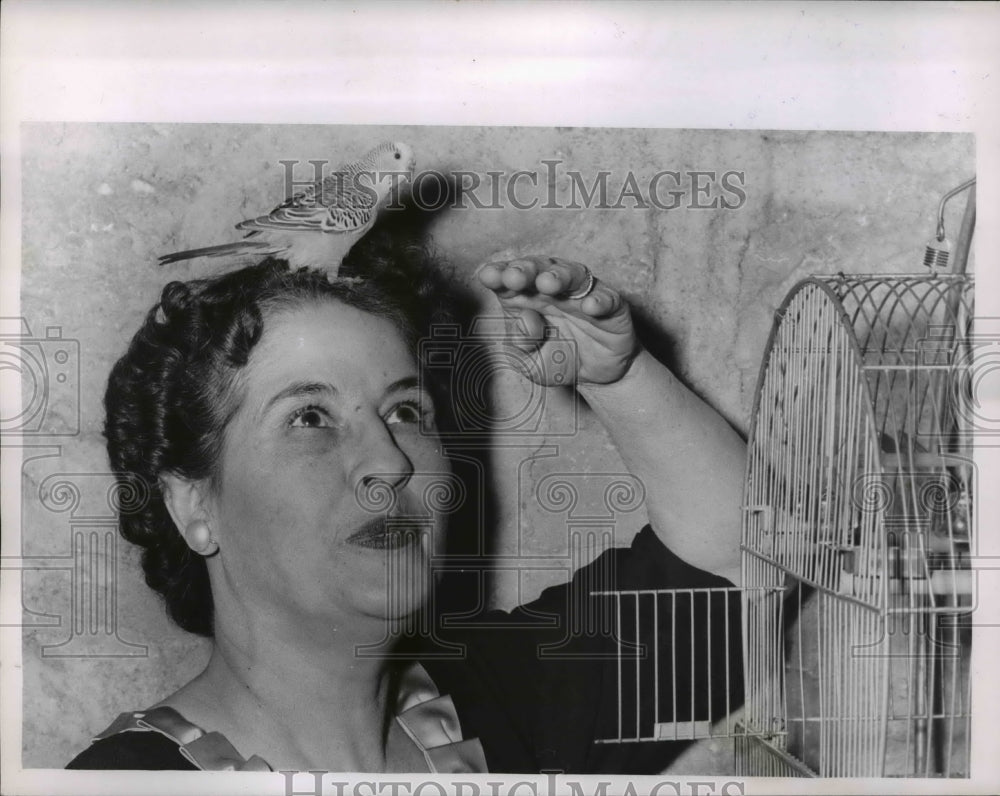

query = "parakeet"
[158,141,415,272]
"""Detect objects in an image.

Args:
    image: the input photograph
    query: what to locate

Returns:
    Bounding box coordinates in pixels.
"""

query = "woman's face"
[202,299,449,630]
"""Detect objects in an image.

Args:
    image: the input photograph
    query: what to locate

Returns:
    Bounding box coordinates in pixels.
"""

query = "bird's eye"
[394,152,402,160]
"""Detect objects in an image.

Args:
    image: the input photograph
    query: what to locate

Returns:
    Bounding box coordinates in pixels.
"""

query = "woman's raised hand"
[477,256,639,387]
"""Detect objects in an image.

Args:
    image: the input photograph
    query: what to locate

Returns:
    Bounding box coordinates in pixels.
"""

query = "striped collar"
[93,662,487,773]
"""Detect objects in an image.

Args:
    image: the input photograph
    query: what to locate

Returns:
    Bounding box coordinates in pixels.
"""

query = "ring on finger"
[567,268,597,300]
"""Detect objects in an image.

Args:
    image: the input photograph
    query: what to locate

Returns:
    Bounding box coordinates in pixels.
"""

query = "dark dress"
[67,526,743,773]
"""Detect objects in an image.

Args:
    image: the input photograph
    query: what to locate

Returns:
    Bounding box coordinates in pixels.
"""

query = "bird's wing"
[236,168,379,234]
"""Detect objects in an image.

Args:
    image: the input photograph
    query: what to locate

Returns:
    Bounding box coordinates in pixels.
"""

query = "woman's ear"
[160,473,219,556]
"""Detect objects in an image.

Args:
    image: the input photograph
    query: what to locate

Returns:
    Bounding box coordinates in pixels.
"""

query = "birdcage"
[590,179,976,777]
[593,273,975,775]
[737,271,975,777]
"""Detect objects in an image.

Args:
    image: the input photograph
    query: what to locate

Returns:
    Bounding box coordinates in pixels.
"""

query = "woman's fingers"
[533,256,588,297]
[477,259,540,298]
[478,257,627,343]
[480,256,612,307]
[478,256,638,386]
[477,262,507,292]
[579,282,624,319]
[483,255,586,299]
[501,259,540,293]
[503,306,546,352]
[531,257,627,319]
[478,261,547,351]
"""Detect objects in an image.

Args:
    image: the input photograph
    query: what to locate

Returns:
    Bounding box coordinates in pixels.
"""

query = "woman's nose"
[353,423,414,511]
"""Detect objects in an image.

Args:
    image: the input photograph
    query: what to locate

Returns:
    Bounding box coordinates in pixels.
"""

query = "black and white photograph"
[2,3,998,795]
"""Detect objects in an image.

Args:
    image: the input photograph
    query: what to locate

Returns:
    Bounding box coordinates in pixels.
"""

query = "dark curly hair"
[105,235,456,636]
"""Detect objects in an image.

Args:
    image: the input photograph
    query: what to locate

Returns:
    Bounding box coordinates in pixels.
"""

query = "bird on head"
[158,141,416,274]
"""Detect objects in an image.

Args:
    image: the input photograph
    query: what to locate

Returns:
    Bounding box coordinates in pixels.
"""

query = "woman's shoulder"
[66,728,196,770]
[65,707,270,771]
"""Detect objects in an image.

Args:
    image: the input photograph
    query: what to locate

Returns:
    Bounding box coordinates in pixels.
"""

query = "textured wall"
[17,124,973,769]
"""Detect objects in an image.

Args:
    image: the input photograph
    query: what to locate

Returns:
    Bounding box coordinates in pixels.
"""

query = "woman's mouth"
[346,516,425,550]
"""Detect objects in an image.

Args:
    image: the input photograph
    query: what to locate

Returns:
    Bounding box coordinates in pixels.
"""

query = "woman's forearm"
[576,347,745,585]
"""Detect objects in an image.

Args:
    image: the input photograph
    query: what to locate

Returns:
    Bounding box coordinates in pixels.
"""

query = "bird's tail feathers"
[157,240,274,266]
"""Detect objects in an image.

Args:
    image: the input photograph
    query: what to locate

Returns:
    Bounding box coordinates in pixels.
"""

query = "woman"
[67,234,745,774]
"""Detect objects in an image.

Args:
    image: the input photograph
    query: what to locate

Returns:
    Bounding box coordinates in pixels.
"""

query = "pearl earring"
[185,519,217,555]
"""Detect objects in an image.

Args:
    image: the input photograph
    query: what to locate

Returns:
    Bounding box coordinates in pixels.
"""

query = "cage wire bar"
[590,274,973,778]
[738,274,974,778]
[591,586,748,745]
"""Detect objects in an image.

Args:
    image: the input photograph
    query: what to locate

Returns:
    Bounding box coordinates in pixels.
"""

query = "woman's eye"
[385,401,425,426]
[289,406,334,429]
